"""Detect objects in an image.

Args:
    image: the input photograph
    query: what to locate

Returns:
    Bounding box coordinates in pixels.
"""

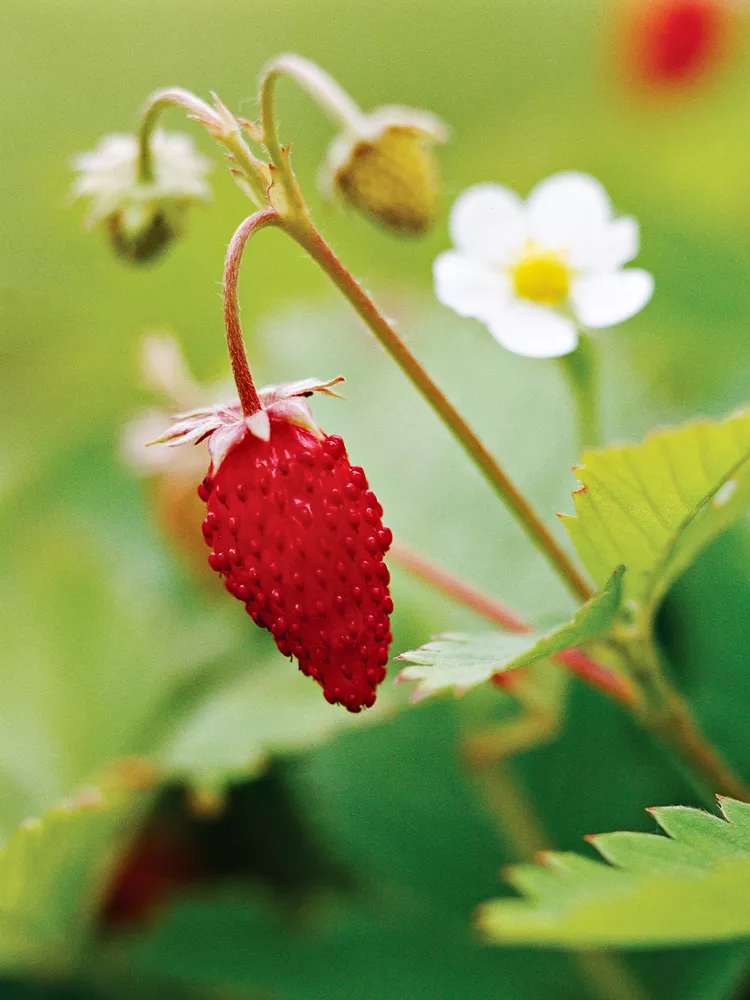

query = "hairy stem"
[138,88,219,182]
[285,221,592,604]
[394,536,747,800]
[137,87,269,206]
[260,53,367,172]
[223,209,281,415]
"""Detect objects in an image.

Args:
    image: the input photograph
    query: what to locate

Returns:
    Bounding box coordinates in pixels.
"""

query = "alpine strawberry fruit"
[156,378,393,712]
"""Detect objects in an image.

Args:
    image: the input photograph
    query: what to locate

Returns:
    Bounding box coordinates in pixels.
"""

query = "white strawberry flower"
[72,130,211,224]
[72,130,212,261]
[433,172,654,358]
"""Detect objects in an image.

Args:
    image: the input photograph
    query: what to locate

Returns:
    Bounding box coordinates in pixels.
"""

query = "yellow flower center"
[512,252,571,306]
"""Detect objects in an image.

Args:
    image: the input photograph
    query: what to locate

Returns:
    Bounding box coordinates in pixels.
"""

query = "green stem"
[260,54,367,172]
[257,80,747,812]
[559,332,600,449]
[285,219,593,604]
[625,639,750,803]
[138,88,219,182]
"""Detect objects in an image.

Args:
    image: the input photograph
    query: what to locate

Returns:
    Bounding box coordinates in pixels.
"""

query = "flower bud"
[71,130,212,264]
[322,106,448,237]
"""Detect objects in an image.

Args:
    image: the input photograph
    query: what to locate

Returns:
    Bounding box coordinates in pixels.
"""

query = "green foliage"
[395,567,624,700]
[129,891,573,1000]
[478,798,750,950]
[0,782,150,974]
[156,660,398,791]
[563,410,750,626]
[5,0,750,997]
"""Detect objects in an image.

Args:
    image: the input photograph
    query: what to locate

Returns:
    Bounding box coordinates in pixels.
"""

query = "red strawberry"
[157,377,393,712]
[625,0,730,89]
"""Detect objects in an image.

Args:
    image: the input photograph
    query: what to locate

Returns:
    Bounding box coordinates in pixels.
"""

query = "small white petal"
[433,251,510,320]
[570,269,654,329]
[527,172,612,254]
[485,303,579,358]
[448,184,527,263]
[569,217,640,272]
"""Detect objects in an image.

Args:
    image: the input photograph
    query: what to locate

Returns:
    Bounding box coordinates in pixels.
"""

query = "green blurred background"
[4,0,750,997]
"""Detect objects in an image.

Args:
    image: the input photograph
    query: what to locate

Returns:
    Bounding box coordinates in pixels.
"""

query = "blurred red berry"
[626,0,730,89]
[101,825,199,927]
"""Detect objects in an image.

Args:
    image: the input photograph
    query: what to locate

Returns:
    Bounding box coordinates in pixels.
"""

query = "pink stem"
[390,541,530,633]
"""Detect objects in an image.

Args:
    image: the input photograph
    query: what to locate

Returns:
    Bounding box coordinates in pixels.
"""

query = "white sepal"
[150,375,346,469]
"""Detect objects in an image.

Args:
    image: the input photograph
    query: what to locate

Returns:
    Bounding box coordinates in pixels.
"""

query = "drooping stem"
[390,540,636,707]
[285,221,593,604]
[260,54,367,171]
[223,209,281,415]
[137,87,269,206]
[138,88,220,182]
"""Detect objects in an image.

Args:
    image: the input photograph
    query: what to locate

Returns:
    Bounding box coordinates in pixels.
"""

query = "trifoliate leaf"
[562,408,750,623]
[478,797,750,949]
[0,780,151,973]
[395,567,624,701]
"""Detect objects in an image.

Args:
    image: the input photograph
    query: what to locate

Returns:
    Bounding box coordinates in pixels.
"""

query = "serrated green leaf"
[395,567,624,700]
[562,408,750,623]
[478,797,750,949]
[0,781,151,973]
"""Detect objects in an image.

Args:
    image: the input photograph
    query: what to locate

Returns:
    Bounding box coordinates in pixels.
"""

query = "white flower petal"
[569,217,640,272]
[448,184,527,263]
[485,303,579,358]
[570,269,654,329]
[433,251,510,320]
[527,172,612,254]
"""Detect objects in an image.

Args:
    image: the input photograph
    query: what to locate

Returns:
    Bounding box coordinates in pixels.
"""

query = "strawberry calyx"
[151,376,345,469]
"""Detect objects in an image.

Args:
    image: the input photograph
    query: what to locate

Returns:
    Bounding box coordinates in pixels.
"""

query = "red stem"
[390,541,530,633]
[222,209,281,415]
[389,540,636,708]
